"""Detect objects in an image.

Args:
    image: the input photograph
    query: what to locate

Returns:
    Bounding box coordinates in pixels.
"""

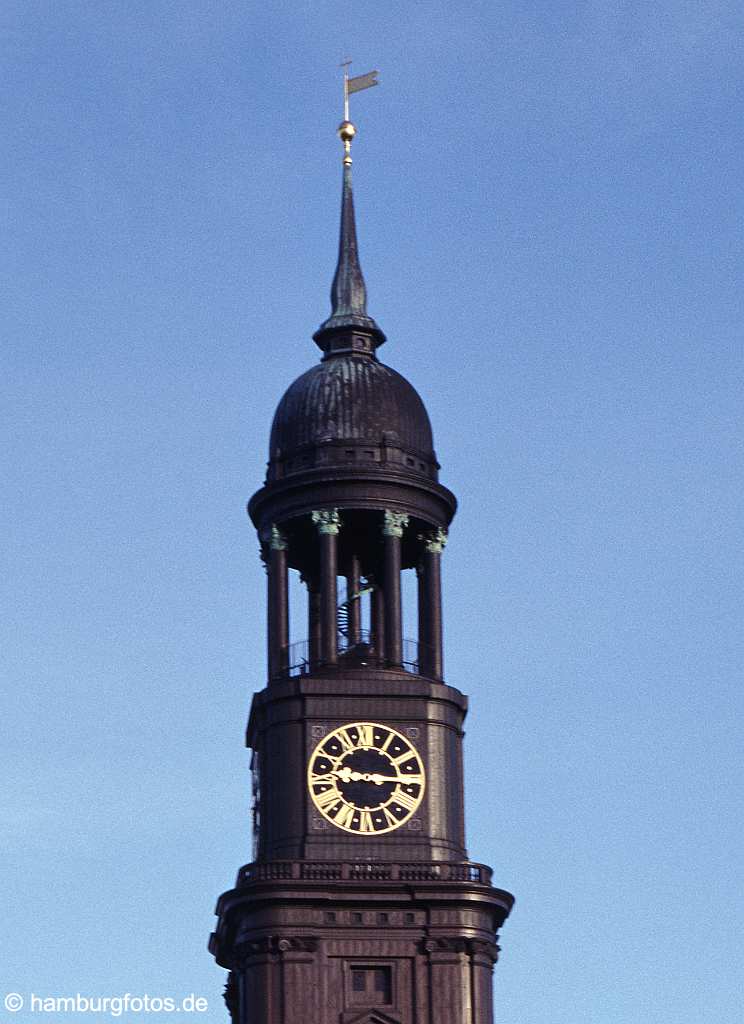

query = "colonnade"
[265,509,446,681]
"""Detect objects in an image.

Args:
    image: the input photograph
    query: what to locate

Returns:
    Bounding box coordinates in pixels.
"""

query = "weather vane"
[338,60,379,164]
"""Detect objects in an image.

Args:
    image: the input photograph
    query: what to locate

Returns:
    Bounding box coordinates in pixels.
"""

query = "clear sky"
[2,3,743,1023]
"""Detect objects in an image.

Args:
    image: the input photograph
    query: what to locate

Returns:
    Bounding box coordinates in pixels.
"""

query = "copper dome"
[267,353,438,483]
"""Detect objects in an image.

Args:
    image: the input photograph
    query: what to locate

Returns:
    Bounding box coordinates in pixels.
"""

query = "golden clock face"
[308,722,425,835]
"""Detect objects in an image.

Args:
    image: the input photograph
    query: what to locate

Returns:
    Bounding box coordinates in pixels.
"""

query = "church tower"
[210,105,514,1024]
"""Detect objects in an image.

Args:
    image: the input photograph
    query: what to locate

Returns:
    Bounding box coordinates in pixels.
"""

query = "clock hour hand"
[328,766,420,785]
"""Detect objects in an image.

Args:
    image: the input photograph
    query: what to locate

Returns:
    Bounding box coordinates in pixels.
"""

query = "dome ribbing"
[269,355,435,462]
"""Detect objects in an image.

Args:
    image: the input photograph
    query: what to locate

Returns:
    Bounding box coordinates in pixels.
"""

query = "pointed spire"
[330,148,367,319]
[313,120,385,356]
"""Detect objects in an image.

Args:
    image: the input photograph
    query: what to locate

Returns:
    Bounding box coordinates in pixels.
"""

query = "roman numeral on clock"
[310,773,335,786]
[379,730,395,753]
[356,724,375,747]
[392,787,419,812]
[332,803,356,829]
[313,786,341,810]
[336,727,355,752]
[381,806,399,828]
[392,750,417,768]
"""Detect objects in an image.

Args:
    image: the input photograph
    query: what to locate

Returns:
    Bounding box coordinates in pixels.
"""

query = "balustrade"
[236,860,493,887]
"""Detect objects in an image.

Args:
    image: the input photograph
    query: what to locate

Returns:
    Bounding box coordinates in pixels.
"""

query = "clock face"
[308,722,425,835]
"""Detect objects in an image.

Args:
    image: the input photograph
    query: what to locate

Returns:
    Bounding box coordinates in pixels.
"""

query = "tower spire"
[313,67,385,354]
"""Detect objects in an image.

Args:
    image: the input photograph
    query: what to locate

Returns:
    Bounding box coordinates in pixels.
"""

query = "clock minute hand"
[330,767,404,785]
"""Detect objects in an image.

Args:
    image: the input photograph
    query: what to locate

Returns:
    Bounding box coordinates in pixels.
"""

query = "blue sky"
[2,3,743,1022]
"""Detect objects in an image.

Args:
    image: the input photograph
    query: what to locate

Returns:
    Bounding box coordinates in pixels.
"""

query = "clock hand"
[328,767,421,785]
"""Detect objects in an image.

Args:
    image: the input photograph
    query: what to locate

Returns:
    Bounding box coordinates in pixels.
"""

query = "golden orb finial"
[338,119,356,165]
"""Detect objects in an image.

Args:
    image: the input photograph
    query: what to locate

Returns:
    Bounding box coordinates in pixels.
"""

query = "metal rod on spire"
[312,64,386,351]
[337,62,379,165]
[340,59,352,122]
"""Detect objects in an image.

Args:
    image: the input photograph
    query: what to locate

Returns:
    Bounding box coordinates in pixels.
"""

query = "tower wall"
[249,671,468,863]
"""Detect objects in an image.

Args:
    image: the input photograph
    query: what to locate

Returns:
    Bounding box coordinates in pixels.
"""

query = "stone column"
[346,553,362,646]
[382,511,408,667]
[371,581,385,664]
[311,509,341,667]
[266,524,288,680]
[424,938,473,1024]
[305,576,322,669]
[419,528,447,680]
[469,939,500,1024]
[417,562,426,673]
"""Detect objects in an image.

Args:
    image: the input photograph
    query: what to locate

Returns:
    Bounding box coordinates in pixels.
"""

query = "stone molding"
[422,936,500,963]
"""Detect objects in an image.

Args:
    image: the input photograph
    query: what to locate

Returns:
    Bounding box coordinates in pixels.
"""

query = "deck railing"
[282,630,424,678]
[236,860,492,887]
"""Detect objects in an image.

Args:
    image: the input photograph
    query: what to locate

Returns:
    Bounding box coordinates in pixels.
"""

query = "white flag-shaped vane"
[347,70,379,94]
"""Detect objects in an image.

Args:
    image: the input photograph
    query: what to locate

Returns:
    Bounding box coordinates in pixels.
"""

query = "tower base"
[210,860,513,1024]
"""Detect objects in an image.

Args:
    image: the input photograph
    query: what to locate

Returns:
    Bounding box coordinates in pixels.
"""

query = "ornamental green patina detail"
[382,510,409,538]
[311,509,342,535]
[269,524,288,551]
[421,527,447,554]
